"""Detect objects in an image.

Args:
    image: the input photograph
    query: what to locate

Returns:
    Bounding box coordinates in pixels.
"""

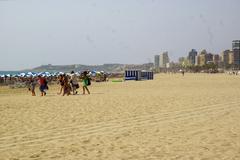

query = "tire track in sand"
[0,101,239,151]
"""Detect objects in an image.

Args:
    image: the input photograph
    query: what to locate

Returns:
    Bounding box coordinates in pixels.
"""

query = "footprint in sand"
[29,154,40,159]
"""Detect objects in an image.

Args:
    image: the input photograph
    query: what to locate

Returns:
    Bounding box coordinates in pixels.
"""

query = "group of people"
[28,71,91,96]
[28,75,49,96]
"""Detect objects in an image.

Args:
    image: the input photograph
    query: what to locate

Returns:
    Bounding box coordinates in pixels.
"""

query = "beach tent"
[141,71,154,80]
[125,70,154,81]
[125,70,141,81]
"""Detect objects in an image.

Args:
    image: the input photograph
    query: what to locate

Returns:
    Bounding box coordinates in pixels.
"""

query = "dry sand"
[0,73,240,160]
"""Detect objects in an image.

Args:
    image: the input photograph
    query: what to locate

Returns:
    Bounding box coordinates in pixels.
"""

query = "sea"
[0,71,22,75]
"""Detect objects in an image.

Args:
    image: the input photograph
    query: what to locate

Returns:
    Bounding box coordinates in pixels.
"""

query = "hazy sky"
[0,0,240,70]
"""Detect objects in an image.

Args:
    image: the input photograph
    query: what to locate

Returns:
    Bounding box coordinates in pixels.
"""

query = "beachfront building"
[228,51,234,65]
[233,40,240,67]
[198,50,207,66]
[154,55,160,69]
[221,50,231,68]
[213,54,220,65]
[195,55,200,66]
[160,52,169,68]
[188,49,197,65]
[199,54,205,66]
[206,53,213,64]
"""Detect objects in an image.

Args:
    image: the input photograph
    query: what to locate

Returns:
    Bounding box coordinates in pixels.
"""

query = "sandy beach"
[0,73,240,160]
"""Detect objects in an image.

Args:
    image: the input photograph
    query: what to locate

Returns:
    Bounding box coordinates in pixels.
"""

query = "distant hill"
[23,63,154,73]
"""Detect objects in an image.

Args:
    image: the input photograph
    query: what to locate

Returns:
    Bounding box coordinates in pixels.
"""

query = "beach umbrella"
[32,73,37,77]
[91,71,97,74]
[74,72,78,75]
[19,73,26,77]
[52,72,58,76]
[6,74,11,77]
[89,70,95,74]
[90,72,96,76]
[37,72,45,76]
[26,72,34,77]
[13,74,20,77]
[57,72,64,75]
[0,75,5,78]
[12,74,18,77]
[26,74,32,78]
[27,72,33,75]
[66,73,71,76]
[43,72,51,77]
[53,72,59,76]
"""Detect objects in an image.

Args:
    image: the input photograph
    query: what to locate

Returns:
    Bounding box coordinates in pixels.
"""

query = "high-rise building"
[154,55,160,69]
[221,50,230,67]
[198,49,207,66]
[233,40,240,67]
[188,49,197,65]
[206,53,213,64]
[160,52,169,68]
[195,55,200,66]
[228,51,234,65]
[213,54,220,65]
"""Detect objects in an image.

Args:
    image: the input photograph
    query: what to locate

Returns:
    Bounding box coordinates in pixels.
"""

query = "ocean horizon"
[0,71,21,75]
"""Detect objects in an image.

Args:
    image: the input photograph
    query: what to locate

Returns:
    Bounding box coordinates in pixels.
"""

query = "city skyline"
[153,40,240,70]
[1,0,240,70]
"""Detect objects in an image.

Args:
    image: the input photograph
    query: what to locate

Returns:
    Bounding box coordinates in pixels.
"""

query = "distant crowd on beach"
[28,71,91,96]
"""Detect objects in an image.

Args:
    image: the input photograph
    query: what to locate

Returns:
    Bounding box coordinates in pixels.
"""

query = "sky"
[0,0,240,70]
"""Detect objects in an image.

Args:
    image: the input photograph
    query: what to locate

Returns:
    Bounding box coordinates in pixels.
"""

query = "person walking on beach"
[62,74,71,96]
[82,71,90,95]
[38,75,48,96]
[70,71,79,95]
[57,74,64,95]
[28,77,37,96]
[181,70,185,76]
